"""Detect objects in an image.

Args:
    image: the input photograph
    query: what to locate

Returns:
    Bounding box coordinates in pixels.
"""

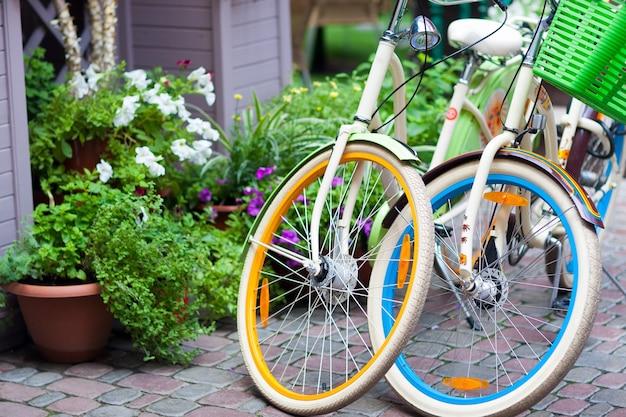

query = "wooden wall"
[0,0,33,255]
[120,0,292,129]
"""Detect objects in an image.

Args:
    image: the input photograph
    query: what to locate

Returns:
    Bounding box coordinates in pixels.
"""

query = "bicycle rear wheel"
[238,141,434,415]
[371,154,601,417]
[578,118,626,240]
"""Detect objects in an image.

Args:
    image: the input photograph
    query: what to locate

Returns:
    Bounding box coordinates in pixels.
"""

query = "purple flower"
[279,229,300,245]
[331,177,344,187]
[215,178,228,185]
[295,194,310,204]
[286,258,301,269]
[244,187,263,197]
[197,188,212,203]
[247,196,265,216]
[256,166,276,181]
[357,217,373,237]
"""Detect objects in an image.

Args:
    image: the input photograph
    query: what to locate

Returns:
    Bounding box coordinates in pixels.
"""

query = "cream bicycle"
[369,0,625,415]
[236,2,440,414]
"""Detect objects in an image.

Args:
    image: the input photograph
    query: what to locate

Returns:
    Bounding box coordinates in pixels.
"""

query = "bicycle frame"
[307,0,412,274]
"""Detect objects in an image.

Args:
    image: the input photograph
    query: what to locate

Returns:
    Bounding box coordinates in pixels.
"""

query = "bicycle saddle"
[447,18,523,57]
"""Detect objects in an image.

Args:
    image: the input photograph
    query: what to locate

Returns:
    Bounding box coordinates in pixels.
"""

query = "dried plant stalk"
[101,0,118,72]
[87,0,104,71]
[52,0,82,77]
[53,0,118,75]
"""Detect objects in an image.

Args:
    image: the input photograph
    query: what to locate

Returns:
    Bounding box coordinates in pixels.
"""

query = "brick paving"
[1,180,626,417]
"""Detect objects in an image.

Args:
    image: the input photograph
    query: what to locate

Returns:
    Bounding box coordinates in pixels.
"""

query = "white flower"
[135,146,157,165]
[153,93,178,116]
[124,69,151,90]
[136,206,149,228]
[171,139,196,161]
[186,118,219,141]
[96,159,113,183]
[85,65,104,91]
[198,83,216,106]
[187,67,216,106]
[177,106,191,121]
[174,98,190,121]
[135,147,165,176]
[187,67,208,84]
[113,95,141,127]
[142,83,161,103]
[189,140,213,164]
[146,160,165,177]
[69,72,89,99]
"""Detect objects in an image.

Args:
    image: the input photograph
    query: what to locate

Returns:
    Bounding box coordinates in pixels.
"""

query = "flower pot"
[64,138,109,172]
[5,282,113,363]
[211,204,242,230]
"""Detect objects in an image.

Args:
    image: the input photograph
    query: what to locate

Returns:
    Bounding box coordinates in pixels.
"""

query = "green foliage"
[23,47,57,122]
[86,188,210,363]
[196,227,243,321]
[0,178,128,286]
[198,91,337,205]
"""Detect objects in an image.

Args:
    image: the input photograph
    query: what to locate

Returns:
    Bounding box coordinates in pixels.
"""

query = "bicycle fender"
[241,132,422,259]
[348,132,422,165]
[424,149,604,228]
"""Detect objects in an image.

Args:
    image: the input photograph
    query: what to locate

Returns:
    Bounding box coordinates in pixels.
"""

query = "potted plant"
[0,179,124,363]
[85,187,210,364]
[27,57,220,208]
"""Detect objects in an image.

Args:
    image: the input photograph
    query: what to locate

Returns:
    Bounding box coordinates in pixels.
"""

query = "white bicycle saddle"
[447,18,523,57]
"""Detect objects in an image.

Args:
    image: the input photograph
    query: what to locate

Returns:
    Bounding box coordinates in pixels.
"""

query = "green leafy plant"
[0,179,128,287]
[86,187,210,363]
[23,47,57,122]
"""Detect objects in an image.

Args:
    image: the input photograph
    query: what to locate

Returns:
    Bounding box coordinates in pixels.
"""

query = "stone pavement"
[1,181,626,417]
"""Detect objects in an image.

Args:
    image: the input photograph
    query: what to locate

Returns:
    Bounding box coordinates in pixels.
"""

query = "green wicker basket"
[534,0,626,123]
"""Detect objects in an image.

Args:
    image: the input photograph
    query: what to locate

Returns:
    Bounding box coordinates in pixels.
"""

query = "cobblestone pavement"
[1,180,626,417]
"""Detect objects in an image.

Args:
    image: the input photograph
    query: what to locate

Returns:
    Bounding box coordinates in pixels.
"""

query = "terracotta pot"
[64,138,109,172]
[211,204,242,230]
[5,282,113,363]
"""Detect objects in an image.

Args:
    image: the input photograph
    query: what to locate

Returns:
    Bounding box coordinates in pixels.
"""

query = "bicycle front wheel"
[371,154,601,417]
[237,141,434,415]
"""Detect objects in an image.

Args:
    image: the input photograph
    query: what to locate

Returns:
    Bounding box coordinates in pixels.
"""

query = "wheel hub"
[471,268,509,310]
[311,255,358,304]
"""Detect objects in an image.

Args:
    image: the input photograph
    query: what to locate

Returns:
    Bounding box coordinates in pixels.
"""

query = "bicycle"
[236,3,440,415]
[369,0,626,415]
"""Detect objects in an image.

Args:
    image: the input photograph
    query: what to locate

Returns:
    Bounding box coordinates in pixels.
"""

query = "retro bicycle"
[369,0,625,415]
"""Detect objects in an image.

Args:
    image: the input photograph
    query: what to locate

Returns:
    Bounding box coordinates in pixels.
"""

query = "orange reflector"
[483,191,528,206]
[397,234,411,289]
[443,377,489,391]
[260,277,269,327]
